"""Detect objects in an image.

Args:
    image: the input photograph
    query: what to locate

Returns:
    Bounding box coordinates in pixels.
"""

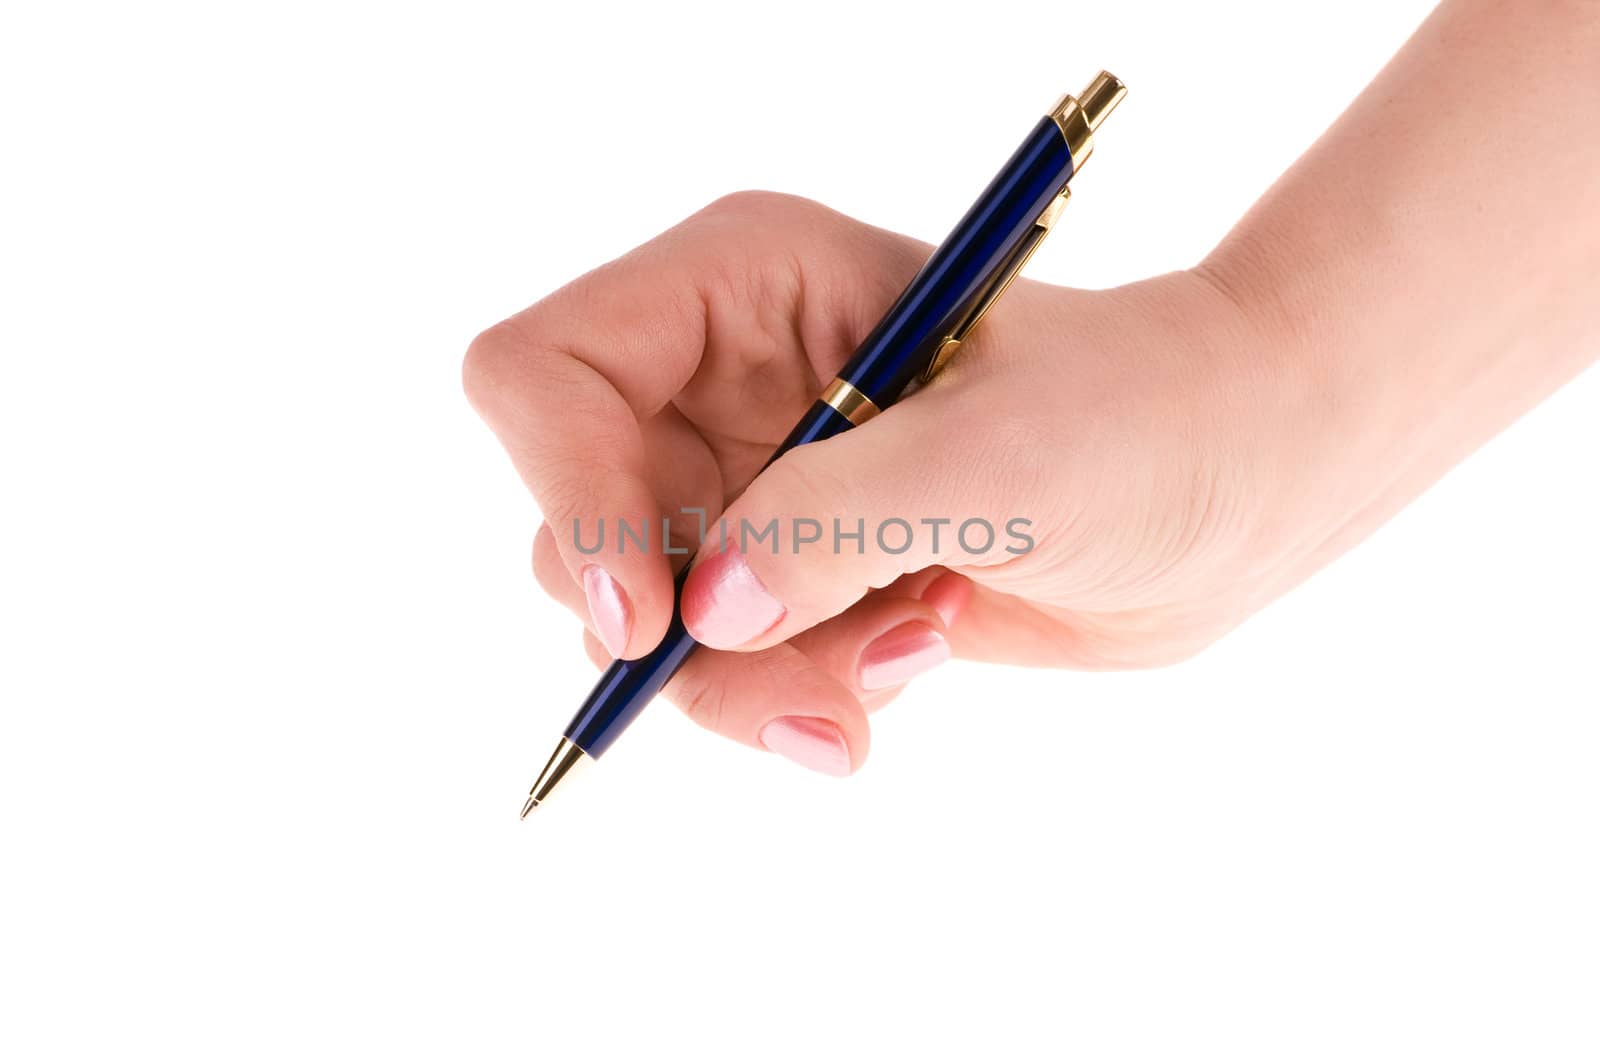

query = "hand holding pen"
[466,0,1600,807]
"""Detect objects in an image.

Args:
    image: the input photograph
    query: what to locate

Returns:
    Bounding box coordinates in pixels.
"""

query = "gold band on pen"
[820,377,882,425]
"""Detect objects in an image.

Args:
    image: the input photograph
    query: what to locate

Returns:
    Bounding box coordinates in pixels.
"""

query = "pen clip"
[919,185,1071,383]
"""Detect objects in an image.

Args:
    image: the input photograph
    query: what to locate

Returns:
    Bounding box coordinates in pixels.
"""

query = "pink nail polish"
[759,716,852,777]
[920,572,972,629]
[682,546,786,649]
[581,565,632,659]
[859,621,951,691]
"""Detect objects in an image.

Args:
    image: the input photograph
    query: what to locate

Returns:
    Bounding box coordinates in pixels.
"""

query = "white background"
[3,1,1597,1059]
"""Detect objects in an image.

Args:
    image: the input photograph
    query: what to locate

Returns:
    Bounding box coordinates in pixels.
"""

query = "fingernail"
[682,546,786,649]
[759,716,852,777]
[920,572,972,629]
[859,621,951,691]
[581,564,631,658]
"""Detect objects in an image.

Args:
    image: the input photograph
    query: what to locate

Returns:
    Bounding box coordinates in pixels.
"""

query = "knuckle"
[460,321,526,411]
[537,474,592,530]
[696,189,803,222]
[671,670,727,735]
[530,524,570,590]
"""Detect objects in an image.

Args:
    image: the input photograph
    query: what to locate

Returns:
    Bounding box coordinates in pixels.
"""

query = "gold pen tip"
[519,737,591,818]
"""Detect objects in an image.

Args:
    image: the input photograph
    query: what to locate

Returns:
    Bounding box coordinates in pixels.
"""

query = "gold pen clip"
[919,72,1125,384]
[918,185,1072,383]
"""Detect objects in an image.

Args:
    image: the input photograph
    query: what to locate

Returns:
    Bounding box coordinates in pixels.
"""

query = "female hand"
[463,190,1299,774]
[464,1,1600,776]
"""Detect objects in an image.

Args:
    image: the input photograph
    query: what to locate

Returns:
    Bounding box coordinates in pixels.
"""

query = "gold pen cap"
[1049,71,1127,172]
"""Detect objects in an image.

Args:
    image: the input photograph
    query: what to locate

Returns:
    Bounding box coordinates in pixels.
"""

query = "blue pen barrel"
[837,116,1074,406]
[565,399,853,757]
[767,399,855,462]
[564,586,698,757]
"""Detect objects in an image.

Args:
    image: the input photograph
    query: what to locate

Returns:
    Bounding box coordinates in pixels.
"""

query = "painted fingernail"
[859,621,951,691]
[581,564,632,659]
[920,572,972,629]
[682,546,786,649]
[759,716,852,777]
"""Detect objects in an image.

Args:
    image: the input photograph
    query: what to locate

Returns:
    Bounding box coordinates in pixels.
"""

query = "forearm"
[1199,0,1600,553]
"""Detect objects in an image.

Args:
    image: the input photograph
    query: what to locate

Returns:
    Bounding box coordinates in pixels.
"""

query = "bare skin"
[464,0,1600,774]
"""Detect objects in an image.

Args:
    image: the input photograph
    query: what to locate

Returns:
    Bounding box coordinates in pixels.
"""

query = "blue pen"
[523,72,1126,815]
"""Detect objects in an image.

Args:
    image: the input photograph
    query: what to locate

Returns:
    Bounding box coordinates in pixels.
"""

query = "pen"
[522,72,1127,816]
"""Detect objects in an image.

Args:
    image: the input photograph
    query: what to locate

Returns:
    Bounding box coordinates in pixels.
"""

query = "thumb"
[681,389,1036,650]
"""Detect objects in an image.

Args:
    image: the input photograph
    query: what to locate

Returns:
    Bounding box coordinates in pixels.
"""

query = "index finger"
[462,193,824,656]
